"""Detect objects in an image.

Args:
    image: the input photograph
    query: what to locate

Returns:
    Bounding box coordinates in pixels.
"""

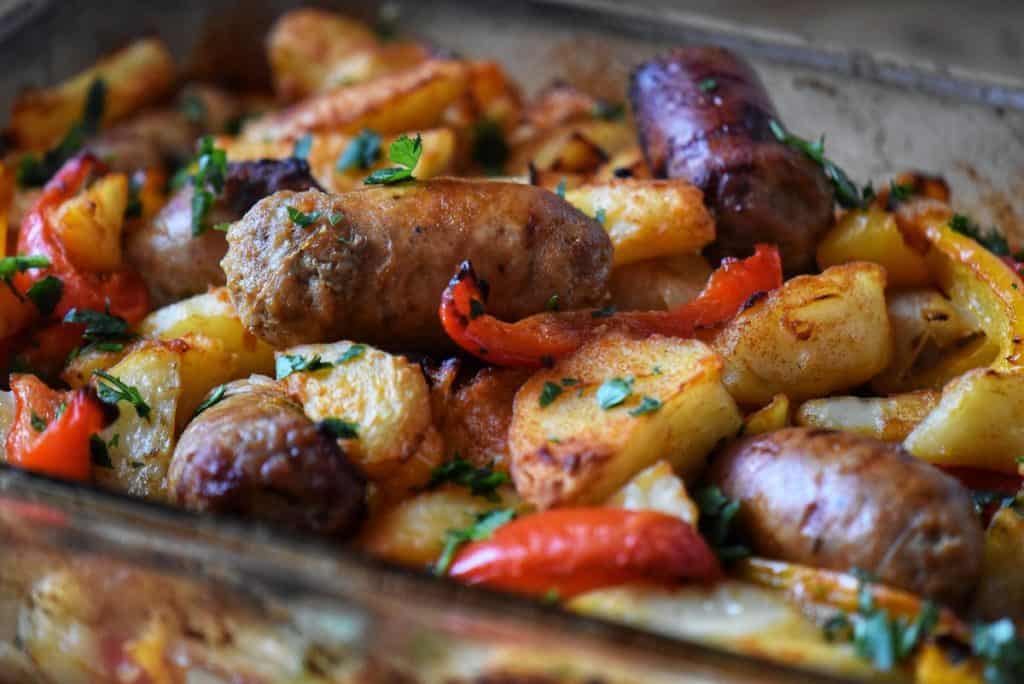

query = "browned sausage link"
[630,47,834,275]
[168,380,366,539]
[126,158,321,306]
[222,180,612,350]
[708,427,983,606]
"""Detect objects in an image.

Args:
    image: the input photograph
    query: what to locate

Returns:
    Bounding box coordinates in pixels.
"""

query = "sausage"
[708,427,983,605]
[126,158,321,306]
[222,180,613,350]
[168,379,366,539]
[630,47,835,275]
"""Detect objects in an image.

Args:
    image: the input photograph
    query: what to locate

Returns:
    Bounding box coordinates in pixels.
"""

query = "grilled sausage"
[708,427,983,605]
[222,180,613,350]
[168,379,366,538]
[630,47,835,274]
[126,158,321,306]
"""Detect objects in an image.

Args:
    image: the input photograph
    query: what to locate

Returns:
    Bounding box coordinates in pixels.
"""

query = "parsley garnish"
[769,119,864,209]
[63,307,135,355]
[275,354,333,379]
[125,173,143,219]
[0,255,50,285]
[434,508,516,576]
[193,384,227,418]
[17,78,106,187]
[30,411,47,432]
[591,305,616,318]
[539,381,563,408]
[427,456,510,502]
[628,396,662,416]
[888,181,913,204]
[292,133,313,160]
[972,618,1024,684]
[949,213,1010,257]
[286,206,321,227]
[337,344,366,363]
[594,208,607,225]
[319,417,360,439]
[555,178,567,199]
[592,100,625,121]
[189,136,228,236]
[328,212,344,226]
[89,434,114,468]
[472,119,508,175]
[93,370,150,419]
[54,401,66,420]
[26,276,62,316]
[597,376,633,409]
[337,129,382,172]
[180,92,207,125]
[364,133,422,185]
[694,486,750,561]
[545,294,560,311]
[698,77,718,92]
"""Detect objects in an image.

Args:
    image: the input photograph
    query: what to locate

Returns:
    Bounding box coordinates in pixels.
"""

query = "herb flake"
[628,395,662,417]
[337,129,382,172]
[275,354,333,379]
[319,417,360,439]
[26,275,62,315]
[427,456,510,502]
[93,370,150,419]
[364,133,422,185]
[539,381,563,408]
[193,384,227,418]
[434,508,516,576]
[596,376,633,409]
[286,206,322,227]
[769,119,864,209]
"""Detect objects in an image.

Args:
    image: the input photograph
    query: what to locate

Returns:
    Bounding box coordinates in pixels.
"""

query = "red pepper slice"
[440,244,782,368]
[6,374,104,481]
[448,508,721,598]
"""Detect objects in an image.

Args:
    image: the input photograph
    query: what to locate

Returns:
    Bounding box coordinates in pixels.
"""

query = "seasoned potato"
[564,179,714,267]
[53,173,128,272]
[915,644,986,684]
[606,460,698,525]
[594,146,653,181]
[608,253,712,312]
[743,394,791,436]
[62,345,129,389]
[9,38,176,151]
[241,60,470,142]
[508,120,635,175]
[137,288,275,380]
[277,342,443,500]
[795,391,938,442]
[904,367,1024,472]
[971,505,1024,626]
[710,262,892,406]
[871,289,993,395]
[816,207,930,289]
[509,333,741,509]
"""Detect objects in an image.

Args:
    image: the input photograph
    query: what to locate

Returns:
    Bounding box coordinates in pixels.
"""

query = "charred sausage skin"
[168,379,366,539]
[630,47,834,274]
[222,180,613,350]
[708,427,983,606]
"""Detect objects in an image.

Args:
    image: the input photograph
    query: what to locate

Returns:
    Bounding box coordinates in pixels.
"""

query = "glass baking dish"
[0,1,1022,681]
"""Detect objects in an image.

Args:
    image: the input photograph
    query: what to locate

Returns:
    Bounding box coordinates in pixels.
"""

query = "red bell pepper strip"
[448,508,721,598]
[14,154,150,325]
[439,244,783,368]
[5,374,104,481]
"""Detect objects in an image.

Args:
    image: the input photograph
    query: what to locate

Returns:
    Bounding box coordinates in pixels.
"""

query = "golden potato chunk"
[606,460,698,525]
[53,173,128,272]
[816,207,930,289]
[509,333,741,509]
[743,394,791,436]
[795,391,938,442]
[564,179,714,267]
[710,262,892,406]
[608,253,712,312]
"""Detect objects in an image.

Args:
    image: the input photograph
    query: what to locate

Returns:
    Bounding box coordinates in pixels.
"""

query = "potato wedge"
[9,38,176,151]
[606,460,698,526]
[816,207,930,289]
[242,60,470,142]
[970,505,1024,626]
[608,253,711,312]
[508,120,635,175]
[564,179,714,267]
[509,333,741,509]
[53,173,127,272]
[710,262,892,406]
[277,342,443,500]
[903,367,1024,472]
[594,146,653,181]
[795,391,939,442]
[743,394,791,436]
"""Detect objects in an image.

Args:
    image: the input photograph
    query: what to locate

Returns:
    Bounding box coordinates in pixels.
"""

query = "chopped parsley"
[888,181,913,204]
[328,212,345,226]
[596,376,633,409]
[0,255,50,286]
[292,133,313,160]
[694,485,750,561]
[189,136,228,236]
[539,381,563,408]
[364,133,422,185]
[594,207,607,225]
[89,434,114,468]
[275,353,333,379]
[63,307,135,355]
[698,77,718,93]
[434,508,516,576]
[337,129,382,172]
[54,401,66,420]
[651,365,663,375]
[26,276,62,316]
[93,370,150,419]
[179,92,207,125]
[592,100,625,121]
[286,206,321,227]
[628,395,662,416]
[319,417,360,440]
[192,384,227,418]
[427,456,510,502]
[555,178,567,199]
[17,78,106,187]
[29,411,47,432]
[125,173,143,219]
[972,618,1024,684]
[337,344,366,364]
[591,305,616,318]
[769,119,864,209]
[949,213,1011,257]
[545,294,560,311]
[472,119,508,175]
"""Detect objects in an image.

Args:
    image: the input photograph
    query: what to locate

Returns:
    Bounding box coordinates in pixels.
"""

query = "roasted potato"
[816,207,931,289]
[606,460,698,525]
[509,333,741,509]
[743,394,791,436]
[608,253,712,312]
[710,262,892,406]
[971,505,1024,626]
[564,179,714,267]
[9,38,176,151]
[795,391,939,442]
[52,173,128,272]
[508,120,635,175]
